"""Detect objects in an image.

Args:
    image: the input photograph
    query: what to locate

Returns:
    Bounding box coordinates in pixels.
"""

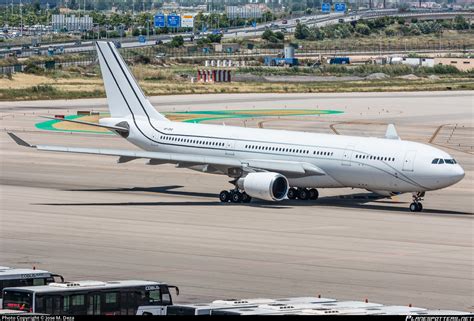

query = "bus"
[2,280,179,315]
[0,266,63,306]
[167,297,336,315]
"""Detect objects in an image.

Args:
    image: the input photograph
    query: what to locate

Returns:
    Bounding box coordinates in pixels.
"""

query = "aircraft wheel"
[231,191,243,203]
[287,187,297,200]
[416,202,423,212]
[309,188,319,200]
[297,188,309,200]
[219,190,230,202]
[409,202,418,212]
[242,192,252,203]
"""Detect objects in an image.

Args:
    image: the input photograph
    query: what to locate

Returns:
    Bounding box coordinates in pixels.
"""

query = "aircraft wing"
[8,133,325,177]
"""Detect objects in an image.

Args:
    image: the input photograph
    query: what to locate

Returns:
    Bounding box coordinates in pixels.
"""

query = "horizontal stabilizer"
[7,132,35,148]
[385,124,400,140]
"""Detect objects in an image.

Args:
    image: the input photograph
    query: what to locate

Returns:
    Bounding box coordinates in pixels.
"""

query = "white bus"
[167,297,337,315]
[0,266,63,306]
[2,280,179,315]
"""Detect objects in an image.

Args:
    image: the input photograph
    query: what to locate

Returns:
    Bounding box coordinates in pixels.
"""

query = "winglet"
[7,132,35,148]
[385,124,400,140]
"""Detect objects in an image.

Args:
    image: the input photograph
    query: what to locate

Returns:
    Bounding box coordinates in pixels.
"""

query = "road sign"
[202,26,207,32]
[251,21,257,28]
[334,3,346,12]
[154,14,165,28]
[181,13,194,28]
[138,35,146,43]
[167,14,181,28]
[321,3,331,12]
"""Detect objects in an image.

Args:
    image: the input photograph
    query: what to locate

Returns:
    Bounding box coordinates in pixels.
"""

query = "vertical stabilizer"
[95,41,168,121]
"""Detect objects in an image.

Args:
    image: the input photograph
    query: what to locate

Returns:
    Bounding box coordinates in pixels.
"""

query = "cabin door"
[402,150,417,172]
[341,145,355,166]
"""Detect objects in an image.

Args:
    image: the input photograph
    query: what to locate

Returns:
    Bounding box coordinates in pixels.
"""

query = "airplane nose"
[451,165,465,183]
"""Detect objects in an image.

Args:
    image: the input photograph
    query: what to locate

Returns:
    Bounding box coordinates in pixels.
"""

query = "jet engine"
[237,172,288,201]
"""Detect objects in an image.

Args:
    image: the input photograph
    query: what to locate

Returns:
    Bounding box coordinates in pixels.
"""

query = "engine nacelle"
[237,172,288,201]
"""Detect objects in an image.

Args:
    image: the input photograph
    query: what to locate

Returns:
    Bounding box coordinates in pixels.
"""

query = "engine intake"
[238,172,288,201]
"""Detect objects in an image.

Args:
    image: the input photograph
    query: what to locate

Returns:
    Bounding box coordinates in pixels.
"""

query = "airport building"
[51,14,94,32]
[225,4,267,19]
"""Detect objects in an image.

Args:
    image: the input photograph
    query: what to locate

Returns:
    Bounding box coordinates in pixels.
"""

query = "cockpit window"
[432,158,457,165]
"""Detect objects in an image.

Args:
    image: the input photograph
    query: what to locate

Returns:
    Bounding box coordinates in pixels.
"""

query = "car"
[282,19,288,24]
[155,52,166,58]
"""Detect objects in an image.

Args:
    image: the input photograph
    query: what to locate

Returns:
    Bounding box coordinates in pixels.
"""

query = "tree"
[454,15,468,30]
[132,28,140,36]
[262,29,274,41]
[295,22,310,39]
[207,34,222,43]
[274,31,285,41]
[170,35,184,48]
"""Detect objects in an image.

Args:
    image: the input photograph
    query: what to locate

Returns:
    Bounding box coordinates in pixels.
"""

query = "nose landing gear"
[409,192,425,212]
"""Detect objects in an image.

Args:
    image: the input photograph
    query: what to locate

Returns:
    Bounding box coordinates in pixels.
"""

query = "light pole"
[19,0,23,36]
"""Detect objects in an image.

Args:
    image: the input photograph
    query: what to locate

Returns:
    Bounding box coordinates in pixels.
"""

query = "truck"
[328,57,350,64]
[264,56,298,67]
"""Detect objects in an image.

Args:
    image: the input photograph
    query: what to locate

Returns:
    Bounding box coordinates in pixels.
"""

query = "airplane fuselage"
[112,115,465,194]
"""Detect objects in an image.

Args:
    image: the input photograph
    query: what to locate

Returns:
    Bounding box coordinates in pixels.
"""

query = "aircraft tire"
[219,190,230,202]
[297,188,309,200]
[309,188,319,200]
[287,187,297,200]
[242,192,252,203]
[231,191,243,203]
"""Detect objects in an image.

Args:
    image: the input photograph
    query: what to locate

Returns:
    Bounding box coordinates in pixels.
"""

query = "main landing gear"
[287,187,319,201]
[409,192,425,212]
[219,189,252,203]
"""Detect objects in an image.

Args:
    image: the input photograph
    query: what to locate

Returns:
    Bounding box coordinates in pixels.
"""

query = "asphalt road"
[0,91,472,310]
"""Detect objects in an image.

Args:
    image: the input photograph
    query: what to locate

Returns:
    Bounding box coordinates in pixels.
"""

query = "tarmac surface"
[0,91,473,311]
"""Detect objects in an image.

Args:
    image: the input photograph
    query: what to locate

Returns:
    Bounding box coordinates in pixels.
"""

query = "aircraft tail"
[95,41,168,121]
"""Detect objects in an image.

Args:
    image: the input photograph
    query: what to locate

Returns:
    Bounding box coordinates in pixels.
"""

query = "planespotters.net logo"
[406,316,473,321]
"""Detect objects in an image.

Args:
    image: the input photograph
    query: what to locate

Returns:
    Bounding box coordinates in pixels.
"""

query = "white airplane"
[8,42,465,212]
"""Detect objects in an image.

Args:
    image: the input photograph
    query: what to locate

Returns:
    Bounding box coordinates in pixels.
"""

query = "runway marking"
[429,124,474,154]
[35,109,344,133]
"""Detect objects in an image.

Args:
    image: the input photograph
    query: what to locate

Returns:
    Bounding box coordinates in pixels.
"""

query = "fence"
[1,40,472,75]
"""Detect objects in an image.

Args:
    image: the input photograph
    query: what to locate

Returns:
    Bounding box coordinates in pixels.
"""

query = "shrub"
[24,63,44,75]
[355,23,370,36]
[385,26,397,36]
